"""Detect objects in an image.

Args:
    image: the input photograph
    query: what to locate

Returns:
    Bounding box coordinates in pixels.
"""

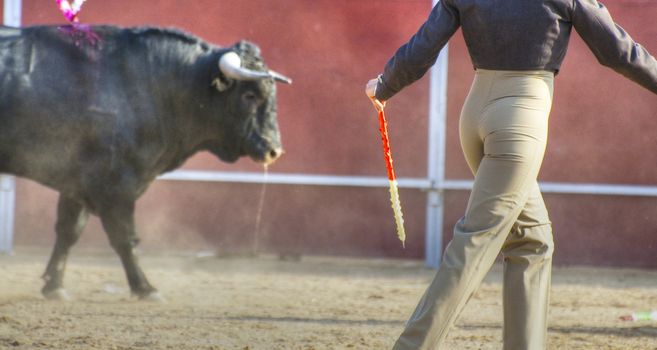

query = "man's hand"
[365,78,379,99]
[366,76,386,111]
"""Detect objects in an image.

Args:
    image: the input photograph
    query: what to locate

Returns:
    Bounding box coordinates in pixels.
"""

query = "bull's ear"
[212,75,233,92]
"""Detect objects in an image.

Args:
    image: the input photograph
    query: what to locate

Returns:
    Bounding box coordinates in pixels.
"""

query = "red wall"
[10,1,657,267]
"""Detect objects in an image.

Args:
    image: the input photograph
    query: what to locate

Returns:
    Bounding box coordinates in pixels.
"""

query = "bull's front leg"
[98,199,160,301]
[42,195,89,300]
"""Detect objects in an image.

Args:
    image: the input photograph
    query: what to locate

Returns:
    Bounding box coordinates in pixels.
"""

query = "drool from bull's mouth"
[252,164,269,255]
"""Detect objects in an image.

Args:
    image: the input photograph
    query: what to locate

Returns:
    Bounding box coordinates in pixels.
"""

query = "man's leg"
[393,123,548,349]
[502,183,554,350]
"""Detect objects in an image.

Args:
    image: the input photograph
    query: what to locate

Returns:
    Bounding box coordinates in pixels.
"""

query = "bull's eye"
[242,91,258,103]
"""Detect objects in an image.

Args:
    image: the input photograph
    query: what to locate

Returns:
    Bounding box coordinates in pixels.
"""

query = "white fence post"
[425,0,449,268]
[1,0,21,254]
[3,0,21,27]
[0,176,16,254]
[425,48,449,267]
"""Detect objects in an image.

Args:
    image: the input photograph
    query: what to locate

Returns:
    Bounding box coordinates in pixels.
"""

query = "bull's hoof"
[42,288,72,301]
[137,291,166,303]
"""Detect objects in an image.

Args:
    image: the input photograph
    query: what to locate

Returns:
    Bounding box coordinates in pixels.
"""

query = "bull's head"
[210,41,291,165]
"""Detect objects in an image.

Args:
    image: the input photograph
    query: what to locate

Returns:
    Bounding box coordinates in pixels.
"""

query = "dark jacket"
[376,0,657,100]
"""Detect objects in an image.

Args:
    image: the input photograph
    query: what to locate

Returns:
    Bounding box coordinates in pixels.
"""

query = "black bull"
[0,25,290,300]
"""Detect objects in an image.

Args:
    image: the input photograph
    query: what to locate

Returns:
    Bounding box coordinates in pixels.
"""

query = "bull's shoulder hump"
[3,25,221,52]
[125,26,217,50]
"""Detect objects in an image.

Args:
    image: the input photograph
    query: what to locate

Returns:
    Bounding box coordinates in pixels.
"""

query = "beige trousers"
[394,70,555,350]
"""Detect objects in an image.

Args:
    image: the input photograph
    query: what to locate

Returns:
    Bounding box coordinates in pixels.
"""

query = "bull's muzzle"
[263,146,284,165]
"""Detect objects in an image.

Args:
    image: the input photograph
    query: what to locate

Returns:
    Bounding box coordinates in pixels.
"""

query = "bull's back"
[0,25,211,193]
[0,26,147,189]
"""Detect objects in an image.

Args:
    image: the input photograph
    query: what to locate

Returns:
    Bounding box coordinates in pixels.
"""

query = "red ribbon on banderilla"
[370,97,406,247]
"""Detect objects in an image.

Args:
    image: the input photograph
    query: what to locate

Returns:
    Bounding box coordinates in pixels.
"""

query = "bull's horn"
[219,52,269,81]
[219,52,292,84]
[268,70,292,85]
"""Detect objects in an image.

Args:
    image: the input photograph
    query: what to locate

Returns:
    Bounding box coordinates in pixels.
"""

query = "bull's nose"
[264,147,284,165]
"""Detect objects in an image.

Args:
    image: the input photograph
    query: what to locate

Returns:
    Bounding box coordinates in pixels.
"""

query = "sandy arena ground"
[1,247,657,350]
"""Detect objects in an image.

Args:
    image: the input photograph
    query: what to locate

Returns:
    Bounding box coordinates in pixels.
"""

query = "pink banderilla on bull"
[55,0,100,47]
[56,0,87,23]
